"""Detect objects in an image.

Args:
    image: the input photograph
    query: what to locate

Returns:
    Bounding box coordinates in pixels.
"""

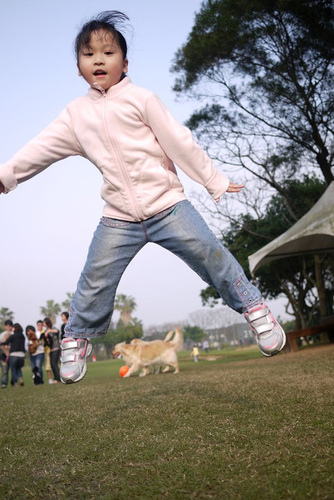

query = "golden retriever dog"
[130,329,176,375]
[116,330,175,371]
[113,326,183,377]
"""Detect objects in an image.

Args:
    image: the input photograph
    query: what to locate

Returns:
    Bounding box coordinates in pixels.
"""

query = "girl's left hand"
[215,181,245,202]
[226,181,245,193]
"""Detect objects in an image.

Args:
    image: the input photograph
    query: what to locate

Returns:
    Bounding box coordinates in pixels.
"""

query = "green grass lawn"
[1,345,333,499]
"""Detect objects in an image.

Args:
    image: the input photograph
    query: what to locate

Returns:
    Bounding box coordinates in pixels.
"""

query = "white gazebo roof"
[248,181,334,275]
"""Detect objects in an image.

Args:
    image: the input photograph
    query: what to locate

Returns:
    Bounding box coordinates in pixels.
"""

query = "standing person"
[28,321,45,384]
[191,344,199,363]
[60,312,69,341]
[43,318,61,384]
[37,319,52,384]
[0,323,25,387]
[0,320,13,388]
[26,322,46,384]
[0,11,286,385]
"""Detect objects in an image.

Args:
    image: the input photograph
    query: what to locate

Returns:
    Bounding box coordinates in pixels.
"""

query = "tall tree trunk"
[314,254,328,318]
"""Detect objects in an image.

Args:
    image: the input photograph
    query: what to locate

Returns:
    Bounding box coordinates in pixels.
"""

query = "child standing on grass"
[191,344,200,363]
[0,11,286,384]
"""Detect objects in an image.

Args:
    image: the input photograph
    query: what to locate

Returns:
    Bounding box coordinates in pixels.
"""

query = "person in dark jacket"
[60,312,69,341]
[1,323,25,386]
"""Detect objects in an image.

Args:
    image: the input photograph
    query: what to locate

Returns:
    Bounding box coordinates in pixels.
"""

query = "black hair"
[4,320,13,327]
[26,325,36,333]
[61,311,69,320]
[13,323,23,334]
[43,317,53,329]
[74,11,129,62]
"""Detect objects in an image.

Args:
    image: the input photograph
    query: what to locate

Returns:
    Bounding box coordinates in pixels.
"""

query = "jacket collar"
[87,76,131,101]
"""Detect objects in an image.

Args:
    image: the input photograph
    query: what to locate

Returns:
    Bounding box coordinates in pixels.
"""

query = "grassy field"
[0,344,333,499]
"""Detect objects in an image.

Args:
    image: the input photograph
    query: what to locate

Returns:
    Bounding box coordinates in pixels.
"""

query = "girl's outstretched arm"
[0,107,84,194]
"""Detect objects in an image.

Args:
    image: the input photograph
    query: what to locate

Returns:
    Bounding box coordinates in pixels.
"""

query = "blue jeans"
[1,359,9,387]
[30,353,45,383]
[65,201,262,339]
[9,356,24,385]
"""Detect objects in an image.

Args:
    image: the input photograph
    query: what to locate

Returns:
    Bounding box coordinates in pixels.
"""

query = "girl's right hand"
[0,182,5,194]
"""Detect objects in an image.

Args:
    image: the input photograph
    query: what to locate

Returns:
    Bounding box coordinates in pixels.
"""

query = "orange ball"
[119,365,129,377]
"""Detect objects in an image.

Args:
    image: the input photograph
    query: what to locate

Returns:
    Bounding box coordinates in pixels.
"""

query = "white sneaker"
[245,303,286,356]
[60,338,93,384]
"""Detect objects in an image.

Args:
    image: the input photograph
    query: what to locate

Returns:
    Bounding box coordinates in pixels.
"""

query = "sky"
[0,0,287,331]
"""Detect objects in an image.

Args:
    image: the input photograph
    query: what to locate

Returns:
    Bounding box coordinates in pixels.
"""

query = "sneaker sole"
[258,329,287,357]
[60,364,88,384]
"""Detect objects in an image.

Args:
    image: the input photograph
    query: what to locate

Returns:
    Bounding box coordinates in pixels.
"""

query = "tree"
[144,322,186,340]
[114,294,137,326]
[90,319,143,358]
[183,325,206,344]
[61,292,74,312]
[0,307,14,331]
[111,319,143,344]
[172,0,334,208]
[189,307,241,329]
[40,300,61,325]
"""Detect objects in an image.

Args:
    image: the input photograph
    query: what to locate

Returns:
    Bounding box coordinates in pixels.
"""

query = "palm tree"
[40,300,61,325]
[61,292,74,312]
[0,307,14,330]
[114,294,137,326]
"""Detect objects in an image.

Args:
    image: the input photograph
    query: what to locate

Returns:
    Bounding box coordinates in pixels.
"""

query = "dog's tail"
[164,330,174,342]
[168,326,183,351]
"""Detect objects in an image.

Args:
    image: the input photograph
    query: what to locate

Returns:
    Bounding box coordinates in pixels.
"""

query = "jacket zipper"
[99,89,144,221]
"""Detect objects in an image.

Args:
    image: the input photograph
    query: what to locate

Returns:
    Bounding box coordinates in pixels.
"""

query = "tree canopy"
[0,307,14,331]
[115,294,137,326]
[61,292,74,312]
[172,0,334,192]
[40,300,61,325]
[183,325,206,344]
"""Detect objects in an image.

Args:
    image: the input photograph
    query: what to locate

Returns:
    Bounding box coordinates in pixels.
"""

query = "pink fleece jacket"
[0,77,230,221]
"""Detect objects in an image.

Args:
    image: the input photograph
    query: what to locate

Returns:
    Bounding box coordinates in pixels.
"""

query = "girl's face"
[78,30,128,91]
